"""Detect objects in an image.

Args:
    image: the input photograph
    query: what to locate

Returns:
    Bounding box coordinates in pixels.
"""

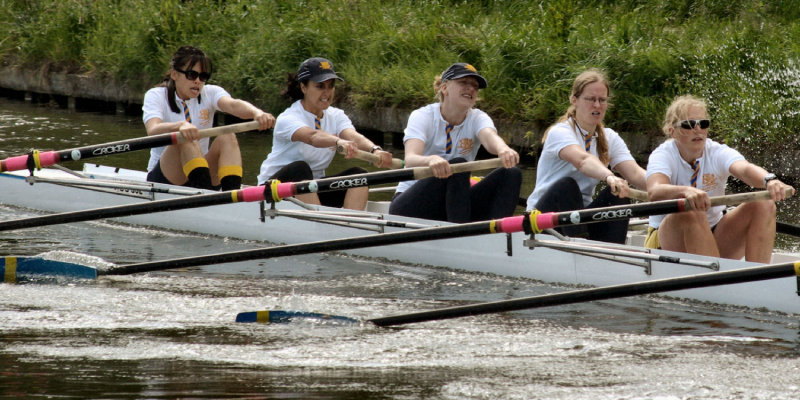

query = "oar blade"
[235,310,359,324]
[1,256,98,282]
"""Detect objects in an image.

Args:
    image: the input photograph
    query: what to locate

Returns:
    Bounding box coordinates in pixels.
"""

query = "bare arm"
[729,160,794,201]
[403,138,452,178]
[559,145,631,198]
[614,160,647,190]
[476,127,519,168]
[217,96,275,131]
[646,172,710,211]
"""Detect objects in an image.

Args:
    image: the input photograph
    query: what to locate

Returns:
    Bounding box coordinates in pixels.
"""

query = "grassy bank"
[2,0,800,158]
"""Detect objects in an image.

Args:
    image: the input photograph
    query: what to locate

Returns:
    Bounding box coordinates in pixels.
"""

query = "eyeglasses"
[580,96,608,105]
[674,119,710,130]
[175,67,211,82]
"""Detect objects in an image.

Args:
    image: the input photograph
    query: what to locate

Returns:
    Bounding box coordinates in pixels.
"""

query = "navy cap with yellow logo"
[441,63,487,89]
[297,57,344,83]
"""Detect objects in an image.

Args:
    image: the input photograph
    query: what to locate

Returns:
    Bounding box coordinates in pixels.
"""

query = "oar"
[368,260,800,326]
[237,260,800,326]
[234,310,359,324]
[1,256,98,282]
[0,158,503,232]
[98,190,786,276]
[629,189,800,238]
[337,146,404,169]
[0,121,260,172]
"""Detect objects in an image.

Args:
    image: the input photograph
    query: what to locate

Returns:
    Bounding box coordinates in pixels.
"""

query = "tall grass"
[2,0,800,168]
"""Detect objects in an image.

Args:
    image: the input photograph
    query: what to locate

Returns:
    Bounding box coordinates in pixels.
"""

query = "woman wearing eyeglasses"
[388,63,521,223]
[525,69,646,243]
[142,46,275,191]
[645,94,793,262]
[256,57,393,210]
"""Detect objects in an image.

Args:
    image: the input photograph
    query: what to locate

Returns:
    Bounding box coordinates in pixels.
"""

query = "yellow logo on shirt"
[199,109,211,126]
[702,173,720,190]
[458,138,474,155]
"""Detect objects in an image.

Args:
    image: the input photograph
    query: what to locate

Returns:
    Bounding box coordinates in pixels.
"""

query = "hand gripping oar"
[337,146,404,169]
[628,188,800,238]
[98,189,788,276]
[365,260,800,326]
[0,159,503,232]
[0,121,260,173]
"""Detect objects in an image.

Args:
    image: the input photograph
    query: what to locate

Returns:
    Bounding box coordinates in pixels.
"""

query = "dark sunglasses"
[674,119,710,130]
[175,67,211,82]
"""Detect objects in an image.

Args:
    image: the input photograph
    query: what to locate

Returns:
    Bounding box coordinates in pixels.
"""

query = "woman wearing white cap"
[525,69,646,243]
[257,57,393,209]
[389,63,522,223]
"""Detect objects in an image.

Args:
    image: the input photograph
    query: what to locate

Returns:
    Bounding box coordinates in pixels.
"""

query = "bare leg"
[714,200,776,263]
[342,187,368,210]
[295,193,321,205]
[159,142,205,185]
[205,134,241,186]
[657,210,719,257]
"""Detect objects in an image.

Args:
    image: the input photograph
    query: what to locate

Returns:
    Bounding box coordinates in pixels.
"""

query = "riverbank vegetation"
[2,0,800,159]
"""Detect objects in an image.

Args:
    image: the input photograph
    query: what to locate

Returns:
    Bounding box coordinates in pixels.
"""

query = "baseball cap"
[441,63,487,89]
[297,57,344,83]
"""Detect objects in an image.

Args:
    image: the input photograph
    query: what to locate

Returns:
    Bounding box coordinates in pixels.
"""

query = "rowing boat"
[1,164,799,314]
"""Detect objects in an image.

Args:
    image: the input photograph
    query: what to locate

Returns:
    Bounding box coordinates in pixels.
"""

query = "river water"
[1,96,800,399]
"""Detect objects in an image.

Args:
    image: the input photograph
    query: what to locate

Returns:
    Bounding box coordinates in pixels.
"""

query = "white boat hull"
[1,166,799,315]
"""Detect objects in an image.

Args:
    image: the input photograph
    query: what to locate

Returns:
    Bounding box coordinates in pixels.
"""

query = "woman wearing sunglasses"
[525,69,646,243]
[142,46,275,191]
[645,94,794,262]
[388,63,521,223]
[256,57,393,210]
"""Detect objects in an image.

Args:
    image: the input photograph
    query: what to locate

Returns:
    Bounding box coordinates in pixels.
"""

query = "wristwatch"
[763,173,777,188]
[370,145,383,153]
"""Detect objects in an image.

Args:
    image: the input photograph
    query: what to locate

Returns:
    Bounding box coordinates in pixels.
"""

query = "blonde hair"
[662,95,707,137]
[542,69,612,164]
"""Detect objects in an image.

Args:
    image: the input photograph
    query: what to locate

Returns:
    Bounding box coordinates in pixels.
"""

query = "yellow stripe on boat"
[4,257,17,283]
[794,261,800,276]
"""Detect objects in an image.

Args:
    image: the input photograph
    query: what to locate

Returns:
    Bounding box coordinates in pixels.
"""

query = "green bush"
[2,0,800,156]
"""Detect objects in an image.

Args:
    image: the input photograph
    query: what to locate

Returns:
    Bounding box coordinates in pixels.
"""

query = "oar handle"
[411,158,504,180]
[337,146,404,169]
[175,120,261,144]
[628,188,793,207]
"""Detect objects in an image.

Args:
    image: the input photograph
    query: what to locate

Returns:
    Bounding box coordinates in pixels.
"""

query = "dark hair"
[156,46,213,114]
[281,72,307,101]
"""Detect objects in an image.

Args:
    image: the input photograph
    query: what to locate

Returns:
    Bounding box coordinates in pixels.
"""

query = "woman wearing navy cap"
[389,63,522,223]
[257,57,393,209]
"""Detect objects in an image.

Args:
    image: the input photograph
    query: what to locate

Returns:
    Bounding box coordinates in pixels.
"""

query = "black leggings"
[389,158,522,223]
[533,176,629,243]
[269,160,367,208]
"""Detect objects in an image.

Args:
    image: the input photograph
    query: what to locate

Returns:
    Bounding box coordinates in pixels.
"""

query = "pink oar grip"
[1,151,59,172]
[239,186,267,203]
[497,215,524,233]
[535,212,557,230]
[276,183,296,199]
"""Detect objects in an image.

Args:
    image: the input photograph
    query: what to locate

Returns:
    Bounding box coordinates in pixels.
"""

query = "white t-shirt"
[395,103,495,193]
[646,138,745,229]
[257,100,355,184]
[526,120,635,209]
[142,85,230,172]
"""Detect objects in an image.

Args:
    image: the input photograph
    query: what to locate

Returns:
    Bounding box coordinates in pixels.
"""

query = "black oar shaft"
[0,121,259,172]
[368,262,800,327]
[0,191,239,231]
[101,220,497,275]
